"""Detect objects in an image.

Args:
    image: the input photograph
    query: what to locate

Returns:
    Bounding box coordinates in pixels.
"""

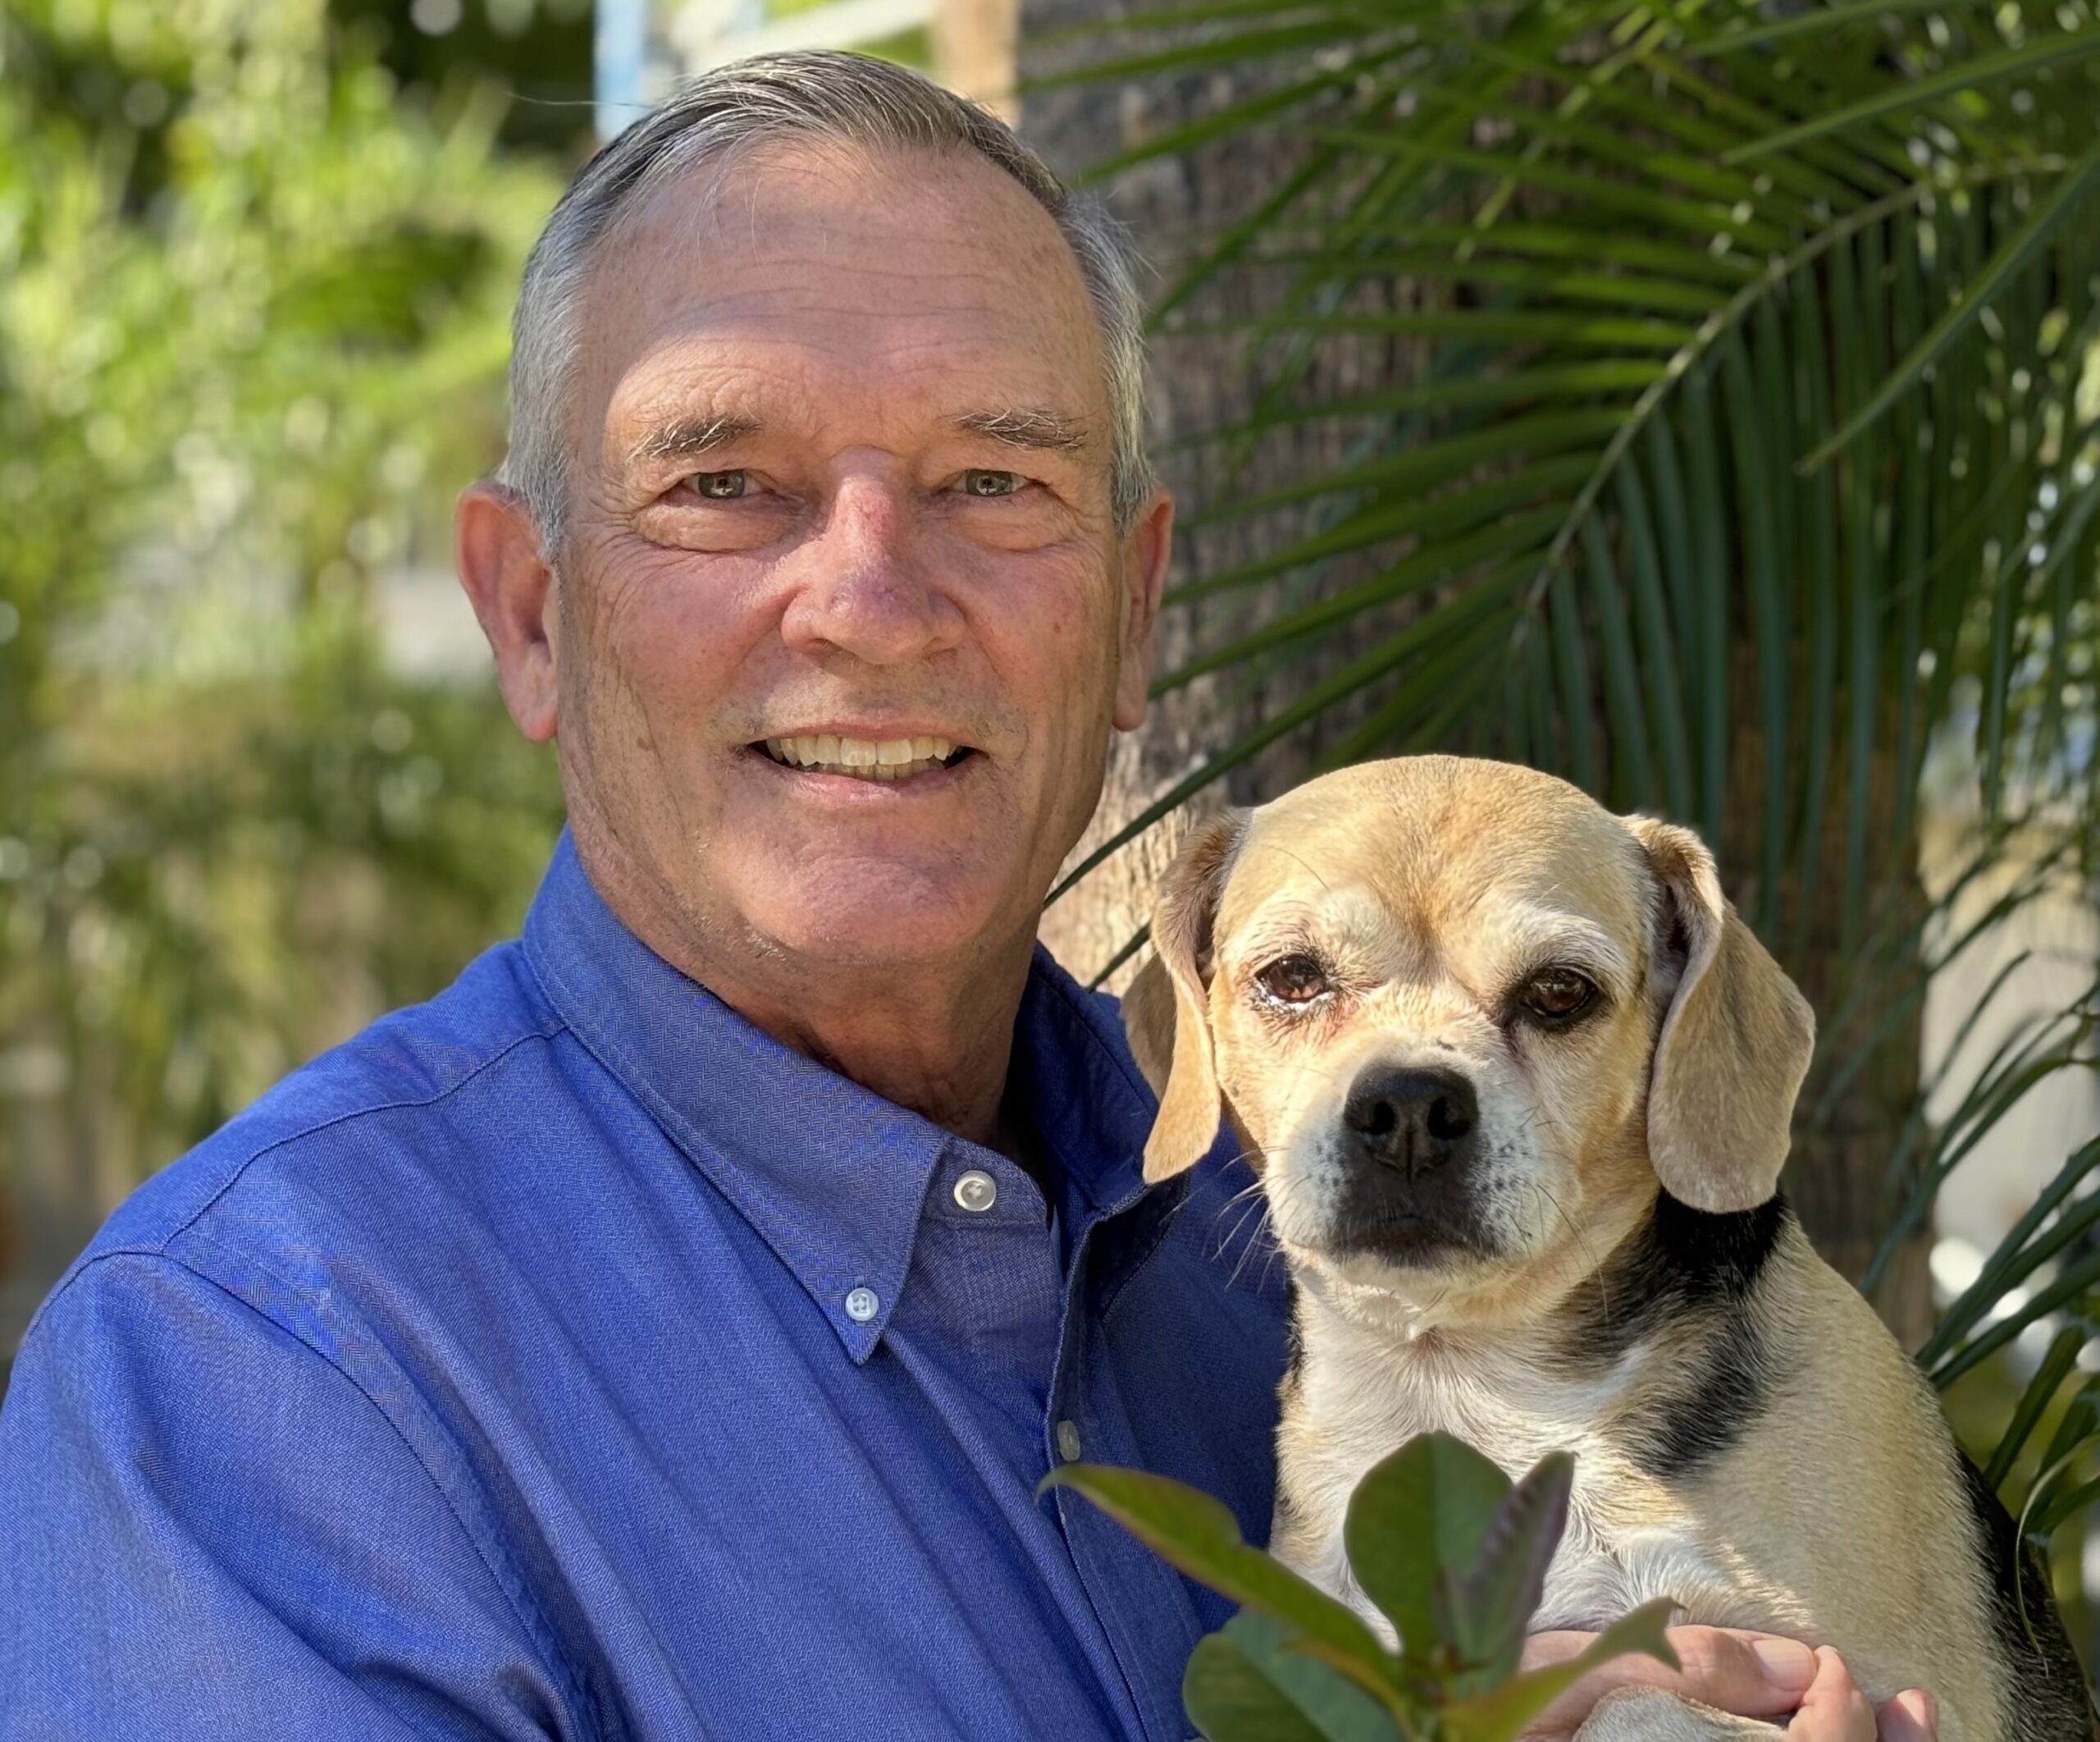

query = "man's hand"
[1518,1628,1939,1740]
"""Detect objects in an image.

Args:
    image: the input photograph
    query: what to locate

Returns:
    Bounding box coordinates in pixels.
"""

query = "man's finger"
[1519,1627,1819,1735]
[1787,1646,1879,1742]
[1879,1689,1939,1741]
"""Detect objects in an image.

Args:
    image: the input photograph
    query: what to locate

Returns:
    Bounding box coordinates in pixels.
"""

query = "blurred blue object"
[596,0,649,139]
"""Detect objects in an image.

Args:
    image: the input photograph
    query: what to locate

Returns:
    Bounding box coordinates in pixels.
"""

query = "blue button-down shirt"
[0,834,1288,1741]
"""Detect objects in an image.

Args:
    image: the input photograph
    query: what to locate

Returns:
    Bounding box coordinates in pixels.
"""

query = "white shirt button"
[1057,1420,1083,1462]
[843,1287,880,1324]
[952,1169,998,1213]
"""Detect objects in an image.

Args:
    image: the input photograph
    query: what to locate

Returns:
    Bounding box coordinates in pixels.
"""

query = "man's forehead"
[578,139,1108,458]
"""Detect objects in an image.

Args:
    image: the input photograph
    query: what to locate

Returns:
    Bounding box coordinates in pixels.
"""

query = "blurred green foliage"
[0,0,569,1307]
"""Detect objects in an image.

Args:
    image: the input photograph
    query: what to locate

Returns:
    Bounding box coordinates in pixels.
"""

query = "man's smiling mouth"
[760,734,976,782]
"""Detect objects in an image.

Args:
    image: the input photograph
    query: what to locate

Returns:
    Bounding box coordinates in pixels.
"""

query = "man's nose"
[778,475,961,666]
[1340,1065,1479,1177]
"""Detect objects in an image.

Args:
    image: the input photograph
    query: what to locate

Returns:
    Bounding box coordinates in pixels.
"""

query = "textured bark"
[934,0,1020,119]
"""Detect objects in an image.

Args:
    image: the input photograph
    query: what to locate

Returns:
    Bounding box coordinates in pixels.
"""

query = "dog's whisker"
[1213,1198,1265,1264]
[1223,1202,1280,1292]
[1226,1213,1268,1291]
[1528,1177,1607,1324]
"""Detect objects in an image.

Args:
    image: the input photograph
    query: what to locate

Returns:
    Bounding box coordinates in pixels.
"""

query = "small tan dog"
[1124,757,2090,1740]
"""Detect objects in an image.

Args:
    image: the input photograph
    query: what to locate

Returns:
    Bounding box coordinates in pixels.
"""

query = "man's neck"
[724,962,1031,1150]
[576,834,1037,1152]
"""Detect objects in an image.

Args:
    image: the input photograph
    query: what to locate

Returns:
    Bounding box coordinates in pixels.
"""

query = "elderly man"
[0,52,1929,1742]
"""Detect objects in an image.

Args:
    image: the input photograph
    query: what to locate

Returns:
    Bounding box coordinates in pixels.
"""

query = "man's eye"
[960,469,1021,499]
[1518,967,1599,1026]
[682,470,747,501]
[1254,954,1331,1007]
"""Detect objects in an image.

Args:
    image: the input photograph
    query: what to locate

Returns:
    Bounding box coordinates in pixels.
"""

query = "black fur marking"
[1556,1192,1787,1480]
[1949,1445,2097,1740]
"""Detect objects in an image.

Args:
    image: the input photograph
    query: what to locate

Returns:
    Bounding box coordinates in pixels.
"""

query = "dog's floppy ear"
[1629,816,1815,1214]
[1125,812,1246,1183]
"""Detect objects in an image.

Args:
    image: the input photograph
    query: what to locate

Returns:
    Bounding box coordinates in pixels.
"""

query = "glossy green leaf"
[1343,1432,1511,1656]
[1444,1452,1574,1684]
[1042,1464,1392,1670]
[1184,1633,1333,1742]
[1187,1612,1409,1742]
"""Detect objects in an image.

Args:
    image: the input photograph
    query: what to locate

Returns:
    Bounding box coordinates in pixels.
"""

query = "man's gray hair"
[498,50,1155,548]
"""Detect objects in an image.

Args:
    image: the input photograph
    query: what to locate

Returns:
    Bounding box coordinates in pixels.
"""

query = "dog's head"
[1125,756,1815,1329]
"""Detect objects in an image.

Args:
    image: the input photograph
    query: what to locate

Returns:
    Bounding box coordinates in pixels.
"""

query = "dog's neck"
[1283,1191,1794,1471]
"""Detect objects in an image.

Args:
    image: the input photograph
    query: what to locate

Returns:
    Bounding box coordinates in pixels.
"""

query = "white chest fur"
[1273,1305,1812,1643]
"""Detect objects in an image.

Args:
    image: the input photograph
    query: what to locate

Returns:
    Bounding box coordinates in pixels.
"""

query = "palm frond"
[1048,0,2100,959]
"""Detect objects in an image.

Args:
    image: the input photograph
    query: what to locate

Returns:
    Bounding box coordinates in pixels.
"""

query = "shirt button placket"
[952,1169,997,1213]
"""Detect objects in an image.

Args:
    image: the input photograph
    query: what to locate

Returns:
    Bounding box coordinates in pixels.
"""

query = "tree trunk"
[1021,7,1417,989]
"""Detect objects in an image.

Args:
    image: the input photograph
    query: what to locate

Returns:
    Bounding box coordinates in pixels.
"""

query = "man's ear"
[1628,816,1816,1214]
[1125,810,1245,1184]
[1112,489,1175,734]
[456,480,560,743]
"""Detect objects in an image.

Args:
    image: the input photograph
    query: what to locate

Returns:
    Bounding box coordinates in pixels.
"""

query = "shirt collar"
[520,830,1158,1360]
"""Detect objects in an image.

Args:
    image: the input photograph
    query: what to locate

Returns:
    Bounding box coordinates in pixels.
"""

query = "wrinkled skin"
[458,140,1170,1145]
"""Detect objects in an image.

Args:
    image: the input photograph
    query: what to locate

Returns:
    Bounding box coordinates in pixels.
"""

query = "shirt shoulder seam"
[157,1017,568,1257]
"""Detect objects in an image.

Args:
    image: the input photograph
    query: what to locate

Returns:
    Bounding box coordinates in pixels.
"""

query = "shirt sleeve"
[0,1251,583,1742]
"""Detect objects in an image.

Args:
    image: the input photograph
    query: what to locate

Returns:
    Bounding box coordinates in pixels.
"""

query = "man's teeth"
[763,734,960,780]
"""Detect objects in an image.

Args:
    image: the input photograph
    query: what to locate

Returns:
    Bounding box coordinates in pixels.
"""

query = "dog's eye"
[1519,967,1598,1025]
[1254,954,1331,1007]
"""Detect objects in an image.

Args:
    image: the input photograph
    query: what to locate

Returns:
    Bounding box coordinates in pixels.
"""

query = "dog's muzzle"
[1323,1064,1494,1264]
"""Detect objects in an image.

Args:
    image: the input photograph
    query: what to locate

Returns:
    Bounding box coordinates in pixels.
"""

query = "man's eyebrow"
[626,414,762,469]
[946,406,1092,453]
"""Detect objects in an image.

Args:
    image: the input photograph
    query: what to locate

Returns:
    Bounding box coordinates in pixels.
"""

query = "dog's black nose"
[1342,1065,1478,1175]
